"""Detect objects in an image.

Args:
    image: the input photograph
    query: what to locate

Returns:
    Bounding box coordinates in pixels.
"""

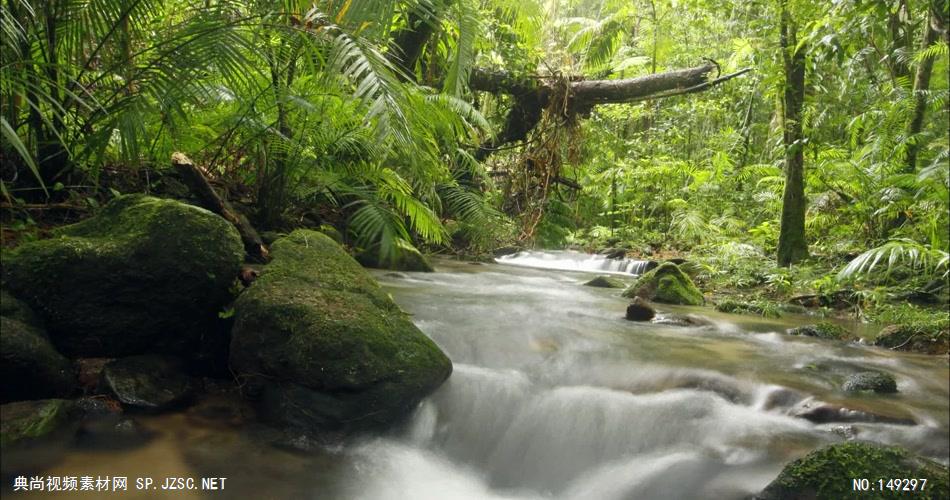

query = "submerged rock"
[791,400,914,426]
[101,355,193,411]
[1,316,75,403]
[2,195,244,357]
[756,442,948,500]
[651,314,713,327]
[584,275,626,288]
[230,230,452,433]
[1,399,79,448]
[842,371,898,394]
[625,297,656,321]
[622,262,704,305]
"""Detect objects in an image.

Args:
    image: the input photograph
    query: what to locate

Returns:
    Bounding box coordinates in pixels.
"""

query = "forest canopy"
[1,0,948,300]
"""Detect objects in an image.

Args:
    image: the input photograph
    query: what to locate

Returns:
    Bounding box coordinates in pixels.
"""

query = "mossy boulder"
[1,290,42,327]
[622,262,704,305]
[1,399,79,448]
[357,244,435,272]
[230,230,452,433]
[874,324,949,355]
[757,442,949,500]
[1,316,75,403]
[584,275,626,288]
[2,195,244,357]
[842,371,898,394]
[787,322,852,340]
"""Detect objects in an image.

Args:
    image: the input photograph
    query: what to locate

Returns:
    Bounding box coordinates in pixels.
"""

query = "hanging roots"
[502,73,584,242]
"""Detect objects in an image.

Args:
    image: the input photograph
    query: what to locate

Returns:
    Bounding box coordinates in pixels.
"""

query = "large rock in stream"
[2,195,244,357]
[229,230,452,433]
[1,315,75,403]
[756,442,949,500]
[622,262,704,305]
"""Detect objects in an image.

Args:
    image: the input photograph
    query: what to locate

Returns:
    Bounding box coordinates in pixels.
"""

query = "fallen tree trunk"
[172,152,269,263]
[471,63,751,159]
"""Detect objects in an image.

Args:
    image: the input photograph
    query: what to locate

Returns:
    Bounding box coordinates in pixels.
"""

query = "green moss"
[0,399,77,448]
[759,442,949,500]
[230,230,451,431]
[788,321,852,340]
[874,324,949,355]
[622,262,704,305]
[0,290,42,327]
[714,298,781,318]
[2,195,243,356]
[357,244,435,272]
[1,316,75,402]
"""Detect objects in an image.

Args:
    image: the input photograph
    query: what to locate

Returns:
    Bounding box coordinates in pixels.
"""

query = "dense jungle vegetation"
[1,0,948,339]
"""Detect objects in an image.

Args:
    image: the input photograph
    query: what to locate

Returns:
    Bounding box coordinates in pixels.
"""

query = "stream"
[6,254,948,499]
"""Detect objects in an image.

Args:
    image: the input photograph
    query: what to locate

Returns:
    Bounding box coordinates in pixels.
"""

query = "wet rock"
[357,244,434,272]
[625,297,656,321]
[584,275,625,288]
[384,272,410,279]
[599,248,627,259]
[842,371,898,394]
[1,399,79,448]
[101,355,193,411]
[1,316,75,403]
[492,246,522,257]
[786,321,851,340]
[230,230,452,434]
[791,400,914,425]
[76,358,112,393]
[1,195,244,357]
[622,262,704,305]
[756,442,949,500]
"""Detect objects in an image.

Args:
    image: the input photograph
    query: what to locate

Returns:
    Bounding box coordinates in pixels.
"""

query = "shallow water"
[5,256,948,499]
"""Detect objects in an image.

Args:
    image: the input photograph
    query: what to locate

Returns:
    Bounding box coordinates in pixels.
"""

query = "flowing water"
[495,250,656,275]
[5,254,948,500]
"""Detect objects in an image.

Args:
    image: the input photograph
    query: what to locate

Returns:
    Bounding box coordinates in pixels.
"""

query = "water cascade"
[496,250,657,275]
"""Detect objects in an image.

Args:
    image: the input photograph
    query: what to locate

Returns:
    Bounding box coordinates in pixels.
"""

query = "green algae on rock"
[757,442,949,500]
[622,262,704,305]
[230,230,452,433]
[2,195,244,357]
[0,399,78,448]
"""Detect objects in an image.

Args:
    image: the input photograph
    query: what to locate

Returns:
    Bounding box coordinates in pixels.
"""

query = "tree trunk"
[777,2,809,267]
[904,1,947,173]
[390,2,445,80]
[172,153,269,263]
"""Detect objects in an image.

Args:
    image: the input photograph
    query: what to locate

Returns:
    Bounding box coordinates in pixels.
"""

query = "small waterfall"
[495,250,657,276]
